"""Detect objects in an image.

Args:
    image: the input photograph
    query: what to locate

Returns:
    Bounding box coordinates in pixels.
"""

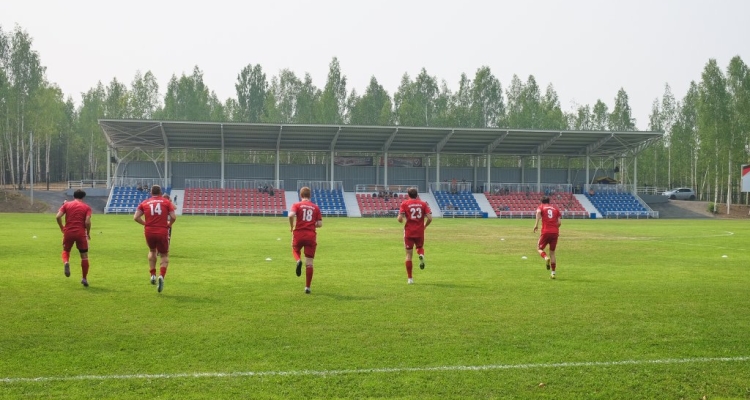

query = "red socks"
[62,251,70,263]
[540,251,547,259]
[160,266,167,278]
[406,261,413,278]
[305,266,313,287]
[551,263,556,271]
[81,259,89,279]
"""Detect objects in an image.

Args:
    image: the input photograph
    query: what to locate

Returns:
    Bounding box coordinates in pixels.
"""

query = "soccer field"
[1,214,749,399]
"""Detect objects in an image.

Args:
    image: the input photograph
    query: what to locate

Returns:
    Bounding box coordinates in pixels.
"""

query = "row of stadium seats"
[107,187,650,219]
[106,186,171,214]
[357,193,406,217]
[585,192,651,218]
[485,191,587,218]
[182,188,286,215]
[311,189,347,216]
[433,191,484,217]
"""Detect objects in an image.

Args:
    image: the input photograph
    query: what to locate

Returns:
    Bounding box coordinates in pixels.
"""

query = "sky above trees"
[1,0,748,129]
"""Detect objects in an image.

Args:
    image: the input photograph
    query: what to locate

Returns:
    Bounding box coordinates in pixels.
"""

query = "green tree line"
[1,25,749,206]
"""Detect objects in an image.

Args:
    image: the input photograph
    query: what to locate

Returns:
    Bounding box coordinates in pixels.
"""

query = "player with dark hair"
[397,187,432,284]
[134,185,176,293]
[289,186,323,294]
[55,189,92,287]
[533,196,562,279]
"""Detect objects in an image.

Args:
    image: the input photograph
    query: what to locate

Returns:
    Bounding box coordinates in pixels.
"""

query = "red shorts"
[404,235,425,250]
[292,233,317,258]
[62,232,88,252]
[537,233,559,251]
[145,232,170,255]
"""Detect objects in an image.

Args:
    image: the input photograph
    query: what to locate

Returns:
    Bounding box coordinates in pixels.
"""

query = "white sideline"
[2,356,748,384]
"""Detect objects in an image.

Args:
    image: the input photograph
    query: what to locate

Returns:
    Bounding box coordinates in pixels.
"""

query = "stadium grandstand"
[98,120,663,219]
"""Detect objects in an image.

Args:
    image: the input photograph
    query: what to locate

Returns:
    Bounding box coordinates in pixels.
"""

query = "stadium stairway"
[284,191,299,212]
[422,191,442,217]
[575,194,600,218]
[473,193,497,218]
[343,192,361,217]
[171,189,184,215]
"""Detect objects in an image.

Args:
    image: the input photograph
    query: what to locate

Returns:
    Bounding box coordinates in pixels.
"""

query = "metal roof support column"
[220,124,225,189]
[432,129,456,192]
[566,157,571,185]
[160,123,170,189]
[381,127,398,188]
[586,154,590,191]
[436,153,440,191]
[472,156,478,193]
[330,127,340,189]
[330,149,334,188]
[164,148,169,189]
[384,152,388,187]
[276,126,282,189]
[486,153,491,193]
[107,147,111,189]
[424,160,429,192]
[376,156,380,186]
[275,155,280,190]
[537,153,542,192]
[520,157,525,185]
[633,155,638,193]
[483,130,508,193]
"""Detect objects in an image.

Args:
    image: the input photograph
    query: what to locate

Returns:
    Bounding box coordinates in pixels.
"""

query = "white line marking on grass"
[576,231,736,242]
[2,356,748,384]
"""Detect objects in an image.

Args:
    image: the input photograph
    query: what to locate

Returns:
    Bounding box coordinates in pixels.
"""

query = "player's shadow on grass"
[420,282,480,289]
[81,286,115,293]
[162,294,216,303]
[315,292,375,301]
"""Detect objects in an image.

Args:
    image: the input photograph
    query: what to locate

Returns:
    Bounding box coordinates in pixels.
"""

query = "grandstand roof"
[98,120,663,158]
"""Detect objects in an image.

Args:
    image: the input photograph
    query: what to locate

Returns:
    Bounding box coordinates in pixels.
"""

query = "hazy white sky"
[2,0,748,129]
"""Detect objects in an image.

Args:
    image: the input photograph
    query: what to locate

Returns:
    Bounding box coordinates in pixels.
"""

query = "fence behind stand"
[68,180,108,189]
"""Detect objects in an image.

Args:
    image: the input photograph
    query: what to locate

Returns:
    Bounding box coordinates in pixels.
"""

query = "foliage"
[1,23,749,201]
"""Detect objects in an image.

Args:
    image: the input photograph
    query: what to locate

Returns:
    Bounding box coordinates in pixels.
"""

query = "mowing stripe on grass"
[2,356,748,383]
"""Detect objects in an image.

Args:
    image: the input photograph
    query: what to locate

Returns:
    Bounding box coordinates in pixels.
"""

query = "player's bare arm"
[397,213,405,223]
[55,210,65,232]
[85,215,92,238]
[315,220,323,228]
[424,214,433,228]
[133,209,146,226]
[533,210,541,232]
[168,211,177,227]
[288,215,296,231]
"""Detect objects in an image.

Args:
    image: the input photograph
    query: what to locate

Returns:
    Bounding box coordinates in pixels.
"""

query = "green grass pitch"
[1,214,749,399]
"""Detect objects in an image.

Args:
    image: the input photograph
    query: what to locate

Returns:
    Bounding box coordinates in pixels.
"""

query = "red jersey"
[137,196,175,235]
[399,198,431,237]
[58,200,92,234]
[291,200,322,234]
[537,203,561,234]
